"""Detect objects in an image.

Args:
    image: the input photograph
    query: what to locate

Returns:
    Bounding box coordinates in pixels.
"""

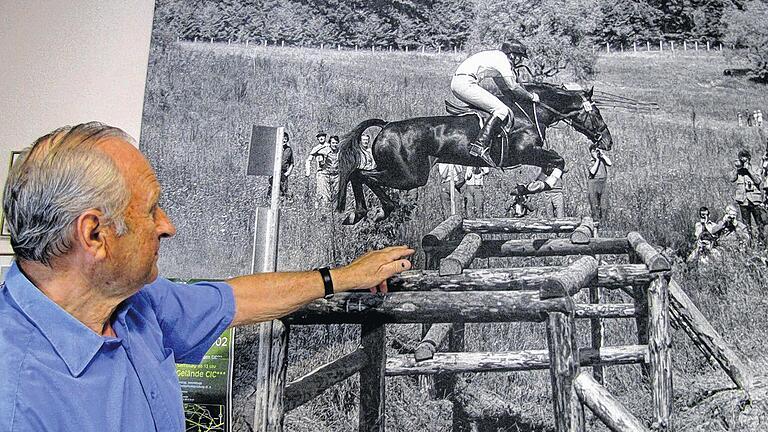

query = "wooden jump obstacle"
[253,216,753,432]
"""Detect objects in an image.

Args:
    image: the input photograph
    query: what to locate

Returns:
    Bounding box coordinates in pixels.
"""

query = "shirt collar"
[4,262,107,377]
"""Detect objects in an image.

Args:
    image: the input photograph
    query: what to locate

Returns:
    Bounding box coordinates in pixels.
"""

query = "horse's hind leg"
[342,173,369,225]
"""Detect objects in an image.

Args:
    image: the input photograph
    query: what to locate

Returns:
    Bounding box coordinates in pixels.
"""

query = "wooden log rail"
[424,237,631,259]
[627,231,671,271]
[439,233,481,276]
[283,290,640,325]
[422,214,463,247]
[574,372,650,432]
[668,279,753,390]
[462,217,593,234]
[540,256,599,299]
[284,348,369,411]
[389,265,656,292]
[387,345,648,375]
[414,323,451,361]
[570,216,595,244]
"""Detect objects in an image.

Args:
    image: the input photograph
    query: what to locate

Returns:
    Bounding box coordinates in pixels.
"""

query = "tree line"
[153,0,768,81]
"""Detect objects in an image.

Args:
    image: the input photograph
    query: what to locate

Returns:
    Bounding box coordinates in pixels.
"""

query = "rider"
[451,38,539,167]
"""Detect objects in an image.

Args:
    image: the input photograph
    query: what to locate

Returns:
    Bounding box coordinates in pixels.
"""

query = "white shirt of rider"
[455,50,520,90]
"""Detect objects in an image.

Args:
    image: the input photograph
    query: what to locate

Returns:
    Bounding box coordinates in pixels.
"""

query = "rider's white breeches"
[450,75,511,120]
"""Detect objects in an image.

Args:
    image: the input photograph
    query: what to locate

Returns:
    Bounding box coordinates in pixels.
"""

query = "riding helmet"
[500,38,528,58]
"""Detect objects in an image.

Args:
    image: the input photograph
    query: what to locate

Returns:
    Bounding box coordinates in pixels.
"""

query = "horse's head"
[568,87,613,151]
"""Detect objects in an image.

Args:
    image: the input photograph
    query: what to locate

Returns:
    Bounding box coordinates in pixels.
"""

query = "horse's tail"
[336,118,387,212]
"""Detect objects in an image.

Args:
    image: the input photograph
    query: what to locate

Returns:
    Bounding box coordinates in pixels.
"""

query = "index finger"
[380,245,415,260]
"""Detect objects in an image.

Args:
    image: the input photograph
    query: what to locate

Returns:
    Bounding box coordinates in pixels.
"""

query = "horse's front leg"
[520,147,565,193]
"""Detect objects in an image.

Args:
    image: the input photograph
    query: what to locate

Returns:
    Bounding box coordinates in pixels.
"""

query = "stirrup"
[473,145,497,168]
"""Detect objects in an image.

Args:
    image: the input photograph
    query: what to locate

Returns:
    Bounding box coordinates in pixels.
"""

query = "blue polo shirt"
[0,262,235,431]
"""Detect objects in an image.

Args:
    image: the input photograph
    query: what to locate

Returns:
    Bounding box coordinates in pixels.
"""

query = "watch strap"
[318,267,334,299]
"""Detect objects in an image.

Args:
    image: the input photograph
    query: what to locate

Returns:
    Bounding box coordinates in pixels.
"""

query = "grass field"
[141,42,768,431]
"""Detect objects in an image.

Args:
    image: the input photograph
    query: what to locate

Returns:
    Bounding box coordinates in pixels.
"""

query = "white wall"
[0,0,156,254]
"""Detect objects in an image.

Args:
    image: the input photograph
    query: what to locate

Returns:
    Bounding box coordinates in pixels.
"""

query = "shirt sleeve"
[140,278,236,364]
[491,51,520,91]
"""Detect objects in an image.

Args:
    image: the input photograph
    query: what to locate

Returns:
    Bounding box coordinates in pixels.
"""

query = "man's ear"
[74,211,108,261]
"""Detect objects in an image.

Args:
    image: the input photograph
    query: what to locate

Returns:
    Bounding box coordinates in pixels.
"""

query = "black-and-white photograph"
[139,1,768,431]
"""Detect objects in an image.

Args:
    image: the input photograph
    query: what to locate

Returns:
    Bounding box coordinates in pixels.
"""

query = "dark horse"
[336,83,613,224]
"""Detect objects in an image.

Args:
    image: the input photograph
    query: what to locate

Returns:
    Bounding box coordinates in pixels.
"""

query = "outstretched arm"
[227,246,414,326]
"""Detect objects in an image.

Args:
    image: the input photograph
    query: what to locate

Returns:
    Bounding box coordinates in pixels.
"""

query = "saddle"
[445,99,515,165]
[444,99,515,132]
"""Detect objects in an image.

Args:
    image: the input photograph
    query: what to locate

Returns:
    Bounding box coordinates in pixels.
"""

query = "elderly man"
[0,122,413,432]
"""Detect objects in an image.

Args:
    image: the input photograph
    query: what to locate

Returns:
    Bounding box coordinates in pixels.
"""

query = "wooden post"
[606,42,610,54]
[706,41,710,51]
[253,127,287,432]
[447,323,466,432]
[719,43,723,51]
[683,40,686,51]
[360,322,386,432]
[338,44,341,51]
[405,46,408,53]
[668,280,753,390]
[659,39,663,51]
[646,41,650,51]
[648,274,672,431]
[421,46,425,53]
[695,41,698,51]
[210,37,214,43]
[627,232,671,271]
[589,286,605,384]
[629,250,650,378]
[670,41,674,52]
[633,41,637,52]
[547,308,584,432]
[193,37,197,43]
[574,373,650,432]
[439,233,481,276]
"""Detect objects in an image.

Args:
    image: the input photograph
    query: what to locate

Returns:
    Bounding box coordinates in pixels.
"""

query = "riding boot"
[469,116,502,167]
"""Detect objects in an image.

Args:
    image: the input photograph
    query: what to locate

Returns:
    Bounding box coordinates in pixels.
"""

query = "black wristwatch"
[317,267,334,299]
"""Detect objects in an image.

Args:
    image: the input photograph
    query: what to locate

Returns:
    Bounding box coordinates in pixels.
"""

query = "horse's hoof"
[526,180,547,194]
[342,212,365,225]
[373,208,387,222]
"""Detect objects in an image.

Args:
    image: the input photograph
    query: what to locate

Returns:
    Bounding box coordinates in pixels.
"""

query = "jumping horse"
[336,83,613,225]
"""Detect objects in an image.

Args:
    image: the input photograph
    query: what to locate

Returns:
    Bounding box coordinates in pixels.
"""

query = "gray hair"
[3,122,132,264]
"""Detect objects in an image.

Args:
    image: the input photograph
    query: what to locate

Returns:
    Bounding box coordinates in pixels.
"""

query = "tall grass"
[141,43,768,431]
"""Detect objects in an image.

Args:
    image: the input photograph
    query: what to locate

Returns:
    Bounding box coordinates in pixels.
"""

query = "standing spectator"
[542,173,566,218]
[267,132,294,199]
[359,133,376,170]
[747,110,754,127]
[437,163,463,217]
[730,148,764,239]
[737,111,744,127]
[587,145,612,223]
[712,204,751,250]
[305,132,340,206]
[464,166,490,218]
[757,109,764,128]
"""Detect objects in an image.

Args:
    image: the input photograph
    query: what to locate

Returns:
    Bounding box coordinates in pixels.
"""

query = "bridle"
[535,97,607,145]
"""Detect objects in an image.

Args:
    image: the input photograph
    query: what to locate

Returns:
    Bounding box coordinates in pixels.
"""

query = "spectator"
[464,166,490,218]
[437,163,463,216]
[542,172,566,218]
[305,132,340,206]
[729,148,764,239]
[712,204,751,251]
[267,132,294,199]
[757,109,764,128]
[686,230,721,266]
[359,133,376,170]
[738,111,744,127]
[587,145,612,222]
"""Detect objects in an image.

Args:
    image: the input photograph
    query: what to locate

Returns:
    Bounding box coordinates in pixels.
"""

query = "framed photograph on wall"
[0,151,23,237]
